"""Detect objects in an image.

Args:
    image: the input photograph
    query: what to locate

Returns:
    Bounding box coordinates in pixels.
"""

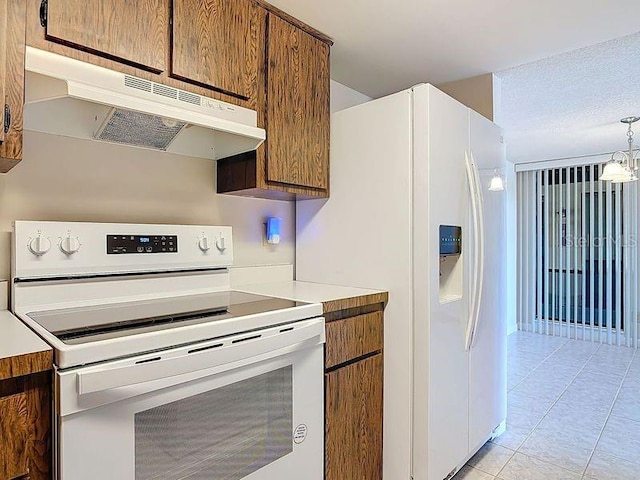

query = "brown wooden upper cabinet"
[43,0,169,72]
[0,0,8,145]
[266,14,330,191]
[171,0,260,100]
[0,0,26,173]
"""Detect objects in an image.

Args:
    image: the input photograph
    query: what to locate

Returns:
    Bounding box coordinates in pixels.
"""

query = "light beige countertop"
[235,281,388,314]
[0,310,53,380]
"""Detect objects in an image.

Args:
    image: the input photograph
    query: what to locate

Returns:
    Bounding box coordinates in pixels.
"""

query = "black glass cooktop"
[27,291,308,345]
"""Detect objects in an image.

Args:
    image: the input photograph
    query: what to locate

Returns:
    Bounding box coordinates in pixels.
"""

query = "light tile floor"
[454,331,640,480]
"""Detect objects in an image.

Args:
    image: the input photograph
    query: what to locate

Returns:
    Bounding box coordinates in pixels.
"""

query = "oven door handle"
[76,318,325,395]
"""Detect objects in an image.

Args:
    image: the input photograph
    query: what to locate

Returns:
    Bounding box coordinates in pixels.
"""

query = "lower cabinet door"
[0,393,29,480]
[325,354,383,480]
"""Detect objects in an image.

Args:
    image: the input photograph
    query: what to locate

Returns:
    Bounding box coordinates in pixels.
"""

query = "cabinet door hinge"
[3,105,10,135]
[40,0,48,28]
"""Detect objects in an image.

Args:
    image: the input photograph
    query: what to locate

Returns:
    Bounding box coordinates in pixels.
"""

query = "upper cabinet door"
[171,0,259,100]
[0,0,7,144]
[266,14,329,190]
[267,15,329,189]
[45,0,169,72]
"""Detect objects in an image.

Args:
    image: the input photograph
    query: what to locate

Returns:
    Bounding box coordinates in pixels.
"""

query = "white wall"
[0,131,295,283]
[330,80,372,113]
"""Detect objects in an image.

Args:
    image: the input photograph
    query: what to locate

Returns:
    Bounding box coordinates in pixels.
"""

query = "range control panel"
[107,234,177,254]
[13,221,233,280]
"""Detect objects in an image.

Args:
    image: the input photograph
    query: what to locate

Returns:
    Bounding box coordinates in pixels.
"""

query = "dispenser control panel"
[439,225,462,256]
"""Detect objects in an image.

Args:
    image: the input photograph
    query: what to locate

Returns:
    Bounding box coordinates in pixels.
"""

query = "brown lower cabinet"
[0,371,51,480]
[324,310,384,480]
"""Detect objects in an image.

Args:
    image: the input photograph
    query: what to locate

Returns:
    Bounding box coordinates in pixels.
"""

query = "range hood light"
[161,117,180,128]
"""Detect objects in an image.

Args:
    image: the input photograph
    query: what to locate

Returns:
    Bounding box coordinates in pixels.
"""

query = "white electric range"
[11,221,325,480]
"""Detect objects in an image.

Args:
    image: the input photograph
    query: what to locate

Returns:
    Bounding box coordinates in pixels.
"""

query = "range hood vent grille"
[178,91,201,106]
[95,109,186,150]
[124,75,202,107]
[124,75,152,93]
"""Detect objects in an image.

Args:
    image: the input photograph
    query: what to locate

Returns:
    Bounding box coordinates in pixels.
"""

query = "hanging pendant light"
[488,169,505,191]
[600,116,640,182]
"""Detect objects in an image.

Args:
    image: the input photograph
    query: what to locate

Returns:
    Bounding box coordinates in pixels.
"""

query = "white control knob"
[198,236,211,252]
[28,235,52,256]
[60,235,81,255]
[216,236,227,252]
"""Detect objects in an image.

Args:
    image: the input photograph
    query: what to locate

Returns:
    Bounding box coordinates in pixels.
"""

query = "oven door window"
[134,366,292,480]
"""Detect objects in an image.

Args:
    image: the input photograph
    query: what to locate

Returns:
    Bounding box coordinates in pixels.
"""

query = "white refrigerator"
[296,84,507,480]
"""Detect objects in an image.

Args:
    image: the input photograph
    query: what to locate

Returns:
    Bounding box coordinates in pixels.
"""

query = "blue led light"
[266,217,281,244]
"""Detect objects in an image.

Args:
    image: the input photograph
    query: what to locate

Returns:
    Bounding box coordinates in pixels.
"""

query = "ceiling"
[499,32,640,164]
[267,0,640,98]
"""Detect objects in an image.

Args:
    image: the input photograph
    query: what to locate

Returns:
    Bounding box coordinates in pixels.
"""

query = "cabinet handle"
[3,105,10,134]
[39,0,48,28]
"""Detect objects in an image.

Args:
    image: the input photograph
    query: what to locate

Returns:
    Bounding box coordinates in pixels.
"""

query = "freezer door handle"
[464,150,485,351]
[470,150,485,348]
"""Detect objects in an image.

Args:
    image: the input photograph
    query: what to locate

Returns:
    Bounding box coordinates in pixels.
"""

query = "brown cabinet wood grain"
[265,14,330,190]
[325,354,383,480]
[171,0,260,99]
[44,0,169,72]
[325,312,383,369]
[324,303,385,480]
[0,371,52,480]
[0,0,7,146]
[0,0,26,173]
[216,11,331,199]
[0,393,29,480]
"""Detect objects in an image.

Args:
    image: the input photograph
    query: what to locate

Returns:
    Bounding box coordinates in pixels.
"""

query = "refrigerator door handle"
[467,150,486,349]
[464,151,480,351]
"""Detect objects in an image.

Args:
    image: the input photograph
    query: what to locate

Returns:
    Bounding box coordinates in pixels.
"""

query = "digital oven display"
[107,235,178,254]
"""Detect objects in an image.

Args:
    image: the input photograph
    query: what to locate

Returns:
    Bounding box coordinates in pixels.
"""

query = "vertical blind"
[517,165,639,347]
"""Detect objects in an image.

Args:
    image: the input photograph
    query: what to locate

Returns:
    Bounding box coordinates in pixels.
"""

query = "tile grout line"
[468,444,517,478]
[507,336,571,392]
[580,347,639,478]
[490,445,516,479]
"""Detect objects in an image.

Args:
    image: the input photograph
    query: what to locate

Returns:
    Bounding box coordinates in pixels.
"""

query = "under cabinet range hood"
[23,47,265,159]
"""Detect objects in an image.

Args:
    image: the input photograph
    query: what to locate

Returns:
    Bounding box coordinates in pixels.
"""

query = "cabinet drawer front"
[0,393,29,480]
[325,311,383,368]
[45,0,168,72]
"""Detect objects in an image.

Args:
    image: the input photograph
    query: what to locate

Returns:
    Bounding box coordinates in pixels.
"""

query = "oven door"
[55,317,324,480]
